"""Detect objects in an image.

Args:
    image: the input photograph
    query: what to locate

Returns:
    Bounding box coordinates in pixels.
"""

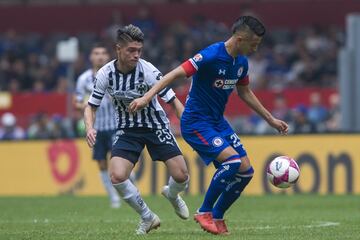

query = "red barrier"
[0,93,67,127]
[0,88,337,128]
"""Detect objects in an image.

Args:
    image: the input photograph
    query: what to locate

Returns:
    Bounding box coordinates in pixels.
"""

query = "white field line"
[234,221,340,230]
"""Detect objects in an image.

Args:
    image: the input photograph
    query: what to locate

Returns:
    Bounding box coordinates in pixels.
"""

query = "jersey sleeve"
[75,75,86,103]
[88,68,108,107]
[236,59,250,86]
[181,46,216,77]
[143,60,176,103]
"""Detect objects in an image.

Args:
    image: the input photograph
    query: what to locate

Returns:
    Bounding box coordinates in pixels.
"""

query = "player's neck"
[224,38,238,58]
[116,60,135,74]
[92,67,100,74]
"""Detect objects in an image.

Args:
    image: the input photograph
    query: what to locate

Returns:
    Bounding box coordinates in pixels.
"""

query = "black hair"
[91,42,109,52]
[116,24,144,44]
[231,16,266,37]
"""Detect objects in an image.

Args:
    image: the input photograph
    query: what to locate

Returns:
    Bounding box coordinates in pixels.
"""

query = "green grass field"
[0,195,359,240]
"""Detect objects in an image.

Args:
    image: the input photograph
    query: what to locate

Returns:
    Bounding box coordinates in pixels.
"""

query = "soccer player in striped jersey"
[129,16,289,235]
[84,25,190,235]
[75,43,121,208]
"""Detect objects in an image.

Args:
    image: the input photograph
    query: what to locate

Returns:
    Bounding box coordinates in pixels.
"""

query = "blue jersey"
[180,42,249,164]
[182,42,249,123]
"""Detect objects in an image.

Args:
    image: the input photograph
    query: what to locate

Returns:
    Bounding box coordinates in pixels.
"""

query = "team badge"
[214,79,224,88]
[136,83,149,95]
[237,67,244,77]
[193,54,203,62]
[212,137,224,147]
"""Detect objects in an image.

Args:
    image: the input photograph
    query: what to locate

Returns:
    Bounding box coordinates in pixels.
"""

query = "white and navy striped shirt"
[88,59,176,130]
[76,69,117,131]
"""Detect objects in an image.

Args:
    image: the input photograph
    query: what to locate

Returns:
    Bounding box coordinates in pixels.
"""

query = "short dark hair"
[91,42,109,52]
[231,16,266,37]
[116,24,144,45]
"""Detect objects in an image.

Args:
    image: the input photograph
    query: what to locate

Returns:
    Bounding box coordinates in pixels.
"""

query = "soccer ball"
[266,156,300,188]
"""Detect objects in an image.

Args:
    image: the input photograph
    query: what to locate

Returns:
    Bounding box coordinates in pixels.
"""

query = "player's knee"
[238,166,254,179]
[172,168,189,183]
[219,155,242,179]
[239,157,251,172]
[110,170,128,184]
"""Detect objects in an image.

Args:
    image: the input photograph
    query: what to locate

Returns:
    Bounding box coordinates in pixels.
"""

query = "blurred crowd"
[0,8,343,140]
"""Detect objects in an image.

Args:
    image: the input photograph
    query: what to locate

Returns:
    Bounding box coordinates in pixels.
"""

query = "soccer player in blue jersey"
[129,16,289,235]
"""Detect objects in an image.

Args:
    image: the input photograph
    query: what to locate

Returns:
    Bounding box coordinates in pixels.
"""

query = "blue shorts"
[181,119,247,165]
[93,130,116,161]
[111,128,182,165]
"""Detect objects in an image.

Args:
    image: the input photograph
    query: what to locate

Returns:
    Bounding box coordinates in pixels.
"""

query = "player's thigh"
[164,155,189,182]
[112,130,144,161]
[182,127,231,165]
[216,146,240,163]
[109,156,135,183]
[224,132,250,170]
[145,128,183,161]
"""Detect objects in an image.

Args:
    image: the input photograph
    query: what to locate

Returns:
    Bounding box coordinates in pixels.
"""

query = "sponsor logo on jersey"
[214,79,224,88]
[212,137,224,147]
[193,54,203,62]
[213,79,238,90]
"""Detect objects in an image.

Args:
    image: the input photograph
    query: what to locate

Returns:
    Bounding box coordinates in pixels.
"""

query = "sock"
[167,176,189,199]
[212,166,254,219]
[100,170,120,202]
[113,179,152,219]
[129,171,136,184]
[198,155,241,213]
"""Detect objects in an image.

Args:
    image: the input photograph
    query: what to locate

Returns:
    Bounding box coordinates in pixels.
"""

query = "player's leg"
[198,145,241,213]
[162,155,190,219]
[195,146,241,235]
[93,130,120,208]
[181,126,241,234]
[146,128,190,219]
[212,156,253,218]
[110,130,160,235]
[212,134,253,234]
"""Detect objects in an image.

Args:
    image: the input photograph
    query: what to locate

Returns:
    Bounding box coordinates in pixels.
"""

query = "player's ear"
[116,43,121,50]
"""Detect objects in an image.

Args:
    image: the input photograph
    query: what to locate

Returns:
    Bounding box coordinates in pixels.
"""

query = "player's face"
[237,34,262,55]
[90,47,110,69]
[116,41,143,70]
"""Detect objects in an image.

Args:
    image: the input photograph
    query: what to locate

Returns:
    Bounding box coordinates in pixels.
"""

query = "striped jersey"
[88,59,176,130]
[75,69,117,131]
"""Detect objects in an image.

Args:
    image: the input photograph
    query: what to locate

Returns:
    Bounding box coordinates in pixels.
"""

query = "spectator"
[27,112,55,139]
[0,112,26,140]
[307,92,328,132]
[290,104,316,134]
[326,93,340,132]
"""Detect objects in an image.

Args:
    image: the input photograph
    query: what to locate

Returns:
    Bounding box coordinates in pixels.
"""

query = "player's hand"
[268,118,289,135]
[86,128,97,148]
[128,96,149,113]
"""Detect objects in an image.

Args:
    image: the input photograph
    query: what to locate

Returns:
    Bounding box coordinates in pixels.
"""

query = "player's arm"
[129,66,187,113]
[74,76,87,110]
[84,69,108,147]
[168,97,184,120]
[84,104,97,147]
[236,84,289,134]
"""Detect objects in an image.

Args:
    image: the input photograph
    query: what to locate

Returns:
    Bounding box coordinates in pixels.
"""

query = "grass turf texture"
[0,195,359,240]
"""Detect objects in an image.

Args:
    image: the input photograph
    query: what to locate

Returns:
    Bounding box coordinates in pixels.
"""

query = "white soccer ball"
[267,156,300,188]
